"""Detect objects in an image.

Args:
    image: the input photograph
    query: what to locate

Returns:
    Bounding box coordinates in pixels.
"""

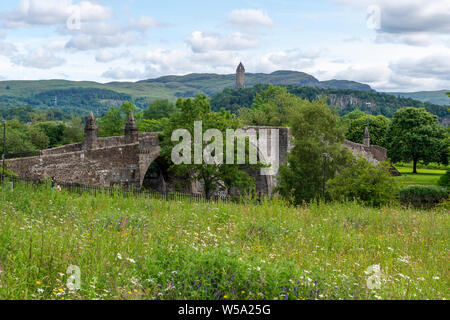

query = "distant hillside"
[211,84,450,126]
[138,71,373,96]
[0,71,447,126]
[0,71,373,116]
[387,90,450,106]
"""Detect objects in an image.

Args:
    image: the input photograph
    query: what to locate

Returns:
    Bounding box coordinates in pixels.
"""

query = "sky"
[0,0,449,92]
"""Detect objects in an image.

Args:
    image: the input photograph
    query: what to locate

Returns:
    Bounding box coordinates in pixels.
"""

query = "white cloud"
[186,31,260,53]
[12,47,66,69]
[334,66,389,84]
[128,16,166,32]
[65,33,137,51]
[265,49,320,69]
[1,0,112,28]
[0,41,17,56]
[95,50,129,63]
[102,67,146,80]
[228,9,273,30]
[389,54,450,81]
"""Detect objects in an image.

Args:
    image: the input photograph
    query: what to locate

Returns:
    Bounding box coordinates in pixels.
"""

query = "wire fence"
[0,175,259,205]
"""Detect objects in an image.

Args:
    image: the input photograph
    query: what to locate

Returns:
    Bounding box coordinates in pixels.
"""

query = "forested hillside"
[0,72,447,125]
[211,85,450,125]
[0,71,372,116]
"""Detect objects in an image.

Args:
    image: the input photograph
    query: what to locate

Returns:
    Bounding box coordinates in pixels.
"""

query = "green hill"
[387,90,450,106]
[0,71,372,116]
[0,71,447,126]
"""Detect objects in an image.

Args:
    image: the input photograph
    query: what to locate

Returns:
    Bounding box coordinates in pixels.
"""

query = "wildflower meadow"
[0,182,448,300]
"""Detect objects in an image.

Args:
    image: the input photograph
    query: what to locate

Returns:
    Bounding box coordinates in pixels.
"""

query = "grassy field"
[0,182,448,300]
[394,163,448,186]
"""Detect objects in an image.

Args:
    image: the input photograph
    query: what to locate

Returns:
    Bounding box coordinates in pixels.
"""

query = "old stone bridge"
[6,112,388,195]
[7,113,291,195]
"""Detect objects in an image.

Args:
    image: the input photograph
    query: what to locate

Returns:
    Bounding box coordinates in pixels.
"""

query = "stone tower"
[83,111,98,150]
[363,126,370,147]
[236,62,245,89]
[124,112,139,144]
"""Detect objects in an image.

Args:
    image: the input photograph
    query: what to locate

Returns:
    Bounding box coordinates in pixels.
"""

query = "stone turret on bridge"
[83,111,98,150]
[6,112,161,189]
[124,112,139,144]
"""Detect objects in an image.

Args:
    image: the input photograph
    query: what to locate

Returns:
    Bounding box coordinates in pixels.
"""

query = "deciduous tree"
[387,107,448,174]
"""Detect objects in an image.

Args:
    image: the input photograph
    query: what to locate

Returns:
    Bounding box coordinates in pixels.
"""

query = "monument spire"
[236,62,245,89]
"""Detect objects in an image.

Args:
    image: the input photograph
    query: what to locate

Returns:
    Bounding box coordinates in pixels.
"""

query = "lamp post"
[2,119,5,182]
[322,153,328,199]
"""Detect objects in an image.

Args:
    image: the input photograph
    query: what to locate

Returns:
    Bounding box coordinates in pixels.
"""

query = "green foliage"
[387,108,449,173]
[0,182,448,300]
[98,107,124,137]
[239,85,307,126]
[28,126,50,150]
[159,95,255,198]
[0,120,44,153]
[34,122,66,148]
[328,158,399,207]
[277,98,351,204]
[143,99,178,120]
[338,110,367,130]
[211,84,269,113]
[346,114,391,148]
[438,170,450,187]
[62,116,84,144]
[139,118,170,133]
[0,117,85,156]
[119,101,137,116]
[399,185,448,208]
[1,162,18,178]
[98,102,138,137]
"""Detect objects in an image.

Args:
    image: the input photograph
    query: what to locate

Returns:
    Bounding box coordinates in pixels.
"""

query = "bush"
[438,170,450,187]
[327,158,399,207]
[1,162,18,179]
[400,185,448,208]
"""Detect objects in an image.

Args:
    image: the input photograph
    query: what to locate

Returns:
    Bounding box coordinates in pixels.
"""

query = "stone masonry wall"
[7,133,160,189]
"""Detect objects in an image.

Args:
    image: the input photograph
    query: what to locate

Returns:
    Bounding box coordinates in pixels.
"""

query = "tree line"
[2,86,449,205]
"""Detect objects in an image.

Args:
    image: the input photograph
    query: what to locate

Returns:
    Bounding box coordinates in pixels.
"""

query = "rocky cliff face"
[327,94,376,110]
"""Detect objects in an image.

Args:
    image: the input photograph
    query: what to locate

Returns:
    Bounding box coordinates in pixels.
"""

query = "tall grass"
[0,182,448,300]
